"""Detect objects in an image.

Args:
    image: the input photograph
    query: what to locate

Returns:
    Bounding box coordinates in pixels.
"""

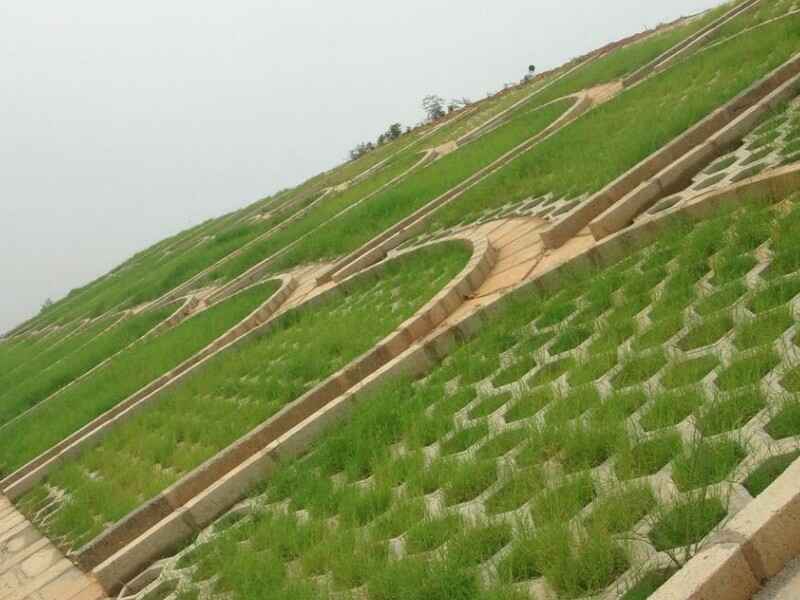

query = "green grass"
[697,389,766,436]
[734,308,795,350]
[525,4,735,109]
[612,353,667,388]
[0,306,174,427]
[21,244,469,549]
[715,349,781,391]
[640,390,705,432]
[427,15,800,230]
[118,200,800,600]
[660,355,720,389]
[622,569,677,600]
[616,433,682,480]
[766,399,800,439]
[678,313,733,350]
[0,282,282,478]
[267,99,575,271]
[205,148,426,284]
[749,277,800,313]
[503,388,553,422]
[585,485,656,534]
[672,438,745,491]
[635,315,684,351]
[649,494,727,553]
[743,450,800,496]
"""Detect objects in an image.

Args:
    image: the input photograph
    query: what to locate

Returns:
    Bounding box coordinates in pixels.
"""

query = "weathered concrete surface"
[0,494,104,600]
[755,557,800,600]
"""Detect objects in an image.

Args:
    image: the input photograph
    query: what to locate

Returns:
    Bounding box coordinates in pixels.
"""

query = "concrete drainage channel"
[65,238,496,594]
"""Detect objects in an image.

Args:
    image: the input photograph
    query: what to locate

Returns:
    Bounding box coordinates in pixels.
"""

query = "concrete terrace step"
[0,495,104,600]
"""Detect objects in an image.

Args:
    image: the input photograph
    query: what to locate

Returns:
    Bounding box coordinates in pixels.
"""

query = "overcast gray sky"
[0,0,724,333]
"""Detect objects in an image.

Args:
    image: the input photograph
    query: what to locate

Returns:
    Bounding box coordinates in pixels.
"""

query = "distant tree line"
[348,94,472,162]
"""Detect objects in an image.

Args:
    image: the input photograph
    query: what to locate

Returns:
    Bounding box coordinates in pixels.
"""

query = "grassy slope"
[0,280,281,476]
[124,198,800,600]
[269,99,575,272]
[427,14,800,230]
[24,243,470,549]
[0,306,175,427]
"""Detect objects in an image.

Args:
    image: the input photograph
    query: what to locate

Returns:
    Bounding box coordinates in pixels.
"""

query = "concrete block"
[91,511,195,594]
[590,180,661,241]
[650,543,759,600]
[184,453,277,529]
[723,458,800,579]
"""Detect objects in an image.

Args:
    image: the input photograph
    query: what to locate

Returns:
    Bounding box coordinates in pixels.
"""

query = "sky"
[0,0,724,334]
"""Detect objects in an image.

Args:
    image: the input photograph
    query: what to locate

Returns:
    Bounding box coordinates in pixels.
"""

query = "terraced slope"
[0,281,282,477]
[116,198,800,600]
[20,243,470,551]
[3,1,800,599]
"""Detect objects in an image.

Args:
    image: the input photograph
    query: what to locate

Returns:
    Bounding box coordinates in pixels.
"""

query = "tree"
[528,64,536,73]
[388,123,403,140]
[40,297,54,313]
[349,141,375,161]
[422,94,446,121]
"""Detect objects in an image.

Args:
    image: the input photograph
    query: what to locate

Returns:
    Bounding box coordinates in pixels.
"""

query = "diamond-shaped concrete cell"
[639,389,705,432]
[492,355,537,387]
[584,485,656,534]
[405,513,463,554]
[536,301,578,329]
[634,314,684,352]
[648,497,727,551]
[696,389,766,436]
[678,313,733,351]
[733,308,795,351]
[612,352,667,388]
[528,356,575,388]
[715,349,781,391]
[550,324,593,355]
[782,365,800,393]
[743,450,800,497]
[444,460,498,506]
[504,388,553,423]
[476,428,527,461]
[486,467,544,515]
[615,433,682,480]
[469,392,513,419]
[531,475,595,525]
[660,355,720,389]
[672,438,745,492]
[765,400,800,440]
[546,386,602,424]
[441,422,489,455]
[712,254,758,285]
[696,281,748,316]
[569,352,619,386]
